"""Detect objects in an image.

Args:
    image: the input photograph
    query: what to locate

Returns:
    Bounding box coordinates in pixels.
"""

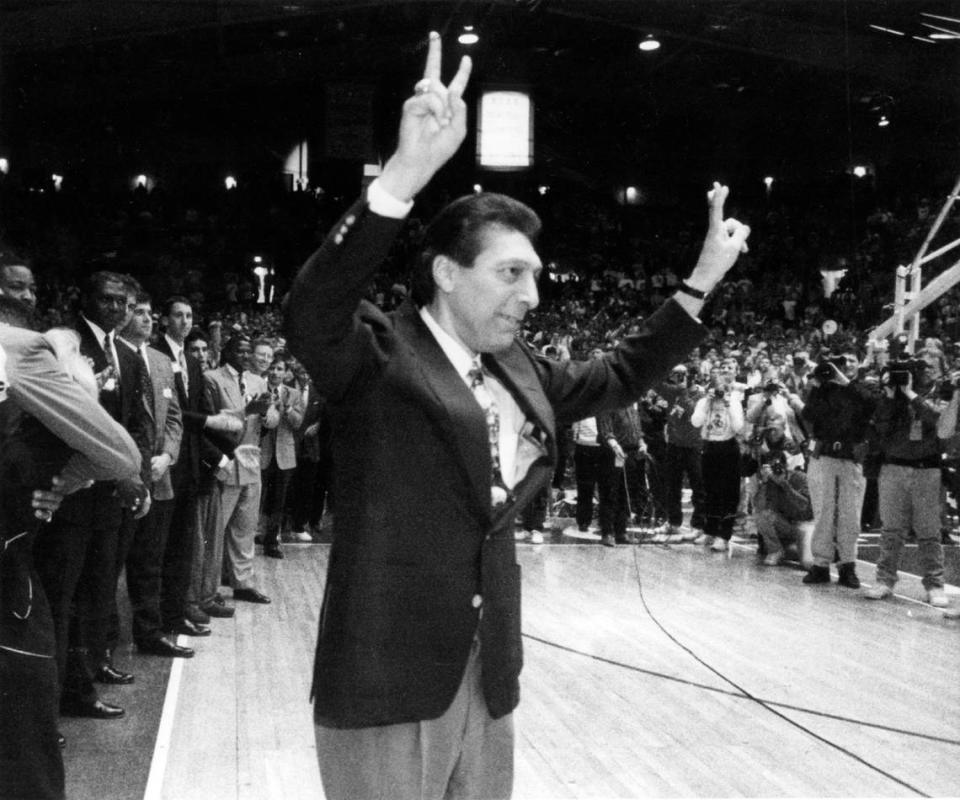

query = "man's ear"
[432,255,457,295]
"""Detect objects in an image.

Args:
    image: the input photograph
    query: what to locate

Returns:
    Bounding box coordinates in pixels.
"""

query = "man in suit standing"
[259,352,304,558]
[112,287,198,659]
[33,271,153,720]
[197,334,275,610]
[284,33,750,800]
[1,295,144,800]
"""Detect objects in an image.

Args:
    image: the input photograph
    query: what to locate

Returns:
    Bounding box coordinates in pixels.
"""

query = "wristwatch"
[678,281,708,300]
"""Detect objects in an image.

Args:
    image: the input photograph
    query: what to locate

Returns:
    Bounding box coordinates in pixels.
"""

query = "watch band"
[678,280,707,300]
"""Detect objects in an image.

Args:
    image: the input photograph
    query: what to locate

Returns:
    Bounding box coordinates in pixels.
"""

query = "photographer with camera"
[863,361,949,607]
[691,376,745,552]
[753,450,813,565]
[656,364,707,541]
[800,352,877,587]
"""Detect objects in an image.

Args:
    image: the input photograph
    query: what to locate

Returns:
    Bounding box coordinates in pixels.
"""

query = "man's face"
[165,301,193,343]
[438,228,541,355]
[86,279,129,331]
[0,265,37,309]
[267,360,286,386]
[187,339,209,368]
[226,340,252,373]
[121,299,153,343]
[251,344,273,375]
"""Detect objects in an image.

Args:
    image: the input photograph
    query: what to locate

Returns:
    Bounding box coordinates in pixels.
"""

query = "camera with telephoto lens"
[813,356,847,381]
[711,386,726,400]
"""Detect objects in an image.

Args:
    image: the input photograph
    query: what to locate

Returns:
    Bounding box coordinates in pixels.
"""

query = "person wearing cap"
[283,32,749,800]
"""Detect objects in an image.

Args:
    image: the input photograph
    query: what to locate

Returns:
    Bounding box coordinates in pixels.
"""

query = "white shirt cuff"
[367,179,414,219]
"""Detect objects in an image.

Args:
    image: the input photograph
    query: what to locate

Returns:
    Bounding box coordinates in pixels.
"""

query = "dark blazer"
[152,337,236,489]
[75,317,153,490]
[285,198,704,729]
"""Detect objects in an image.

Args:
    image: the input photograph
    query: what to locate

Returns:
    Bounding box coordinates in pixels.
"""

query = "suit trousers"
[110,499,176,646]
[290,453,331,529]
[807,455,865,566]
[161,470,198,627]
[876,464,944,590]
[199,480,261,602]
[314,637,513,800]
[260,463,293,547]
[0,649,64,800]
[663,443,705,529]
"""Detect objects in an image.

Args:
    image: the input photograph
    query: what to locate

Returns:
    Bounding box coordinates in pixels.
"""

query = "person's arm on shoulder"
[7,332,141,483]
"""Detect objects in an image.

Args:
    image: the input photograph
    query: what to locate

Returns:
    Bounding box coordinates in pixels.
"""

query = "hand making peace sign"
[379,32,472,202]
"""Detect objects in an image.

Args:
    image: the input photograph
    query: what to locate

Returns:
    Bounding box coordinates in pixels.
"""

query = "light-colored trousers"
[315,638,514,800]
[876,464,945,590]
[198,480,261,603]
[807,455,865,566]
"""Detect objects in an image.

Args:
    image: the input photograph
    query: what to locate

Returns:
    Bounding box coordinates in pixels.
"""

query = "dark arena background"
[1,2,959,799]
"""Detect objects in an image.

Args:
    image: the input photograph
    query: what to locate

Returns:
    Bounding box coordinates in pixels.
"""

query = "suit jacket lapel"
[395,304,491,520]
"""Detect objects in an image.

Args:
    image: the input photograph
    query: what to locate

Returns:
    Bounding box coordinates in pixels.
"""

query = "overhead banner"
[477,90,533,170]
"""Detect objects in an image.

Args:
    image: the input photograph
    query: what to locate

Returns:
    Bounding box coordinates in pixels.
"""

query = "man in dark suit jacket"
[33,271,153,720]
[154,295,241,626]
[0,295,143,800]
[284,33,750,800]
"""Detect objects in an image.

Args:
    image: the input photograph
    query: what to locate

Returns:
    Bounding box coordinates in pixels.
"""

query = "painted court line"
[142,636,187,800]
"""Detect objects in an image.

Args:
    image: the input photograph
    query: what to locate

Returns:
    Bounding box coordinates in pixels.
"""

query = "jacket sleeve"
[7,333,141,482]
[283,198,408,403]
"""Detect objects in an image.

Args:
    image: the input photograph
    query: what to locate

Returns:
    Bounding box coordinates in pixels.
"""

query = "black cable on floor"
[521,633,960,747]
[628,546,931,798]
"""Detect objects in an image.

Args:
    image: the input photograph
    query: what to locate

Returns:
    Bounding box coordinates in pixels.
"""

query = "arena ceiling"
[1,0,958,199]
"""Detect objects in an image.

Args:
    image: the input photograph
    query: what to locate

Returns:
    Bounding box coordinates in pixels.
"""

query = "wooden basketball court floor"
[61,537,960,800]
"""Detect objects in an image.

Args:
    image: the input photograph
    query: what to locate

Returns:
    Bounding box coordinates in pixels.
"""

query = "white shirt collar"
[418,306,477,385]
[164,333,184,359]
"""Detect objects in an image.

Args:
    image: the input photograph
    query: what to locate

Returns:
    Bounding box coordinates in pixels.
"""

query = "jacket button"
[471,594,483,609]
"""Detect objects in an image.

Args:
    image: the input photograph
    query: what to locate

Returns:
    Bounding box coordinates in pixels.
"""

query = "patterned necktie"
[103,333,117,374]
[178,349,189,394]
[468,361,509,507]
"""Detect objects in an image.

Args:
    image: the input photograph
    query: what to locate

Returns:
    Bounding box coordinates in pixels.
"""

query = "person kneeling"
[753,450,812,566]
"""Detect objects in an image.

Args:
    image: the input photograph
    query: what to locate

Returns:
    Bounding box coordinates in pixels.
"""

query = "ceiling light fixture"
[868,24,905,36]
[912,35,937,44]
[458,26,479,45]
[638,34,660,52]
[922,22,960,38]
[878,115,890,127]
[921,12,960,25]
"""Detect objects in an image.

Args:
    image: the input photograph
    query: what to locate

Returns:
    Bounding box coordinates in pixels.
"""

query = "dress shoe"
[233,587,271,604]
[60,697,125,719]
[600,534,616,548]
[837,562,860,589]
[264,545,284,559]
[94,663,135,685]
[802,565,831,584]
[137,636,195,658]
[201,599,235,618]
[863,583,893,600]
[185,605,211,625]
[165,619,211,637]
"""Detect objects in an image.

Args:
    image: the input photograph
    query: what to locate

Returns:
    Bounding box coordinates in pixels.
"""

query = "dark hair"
[184,328,208,345]
[81,270,127,299]
[0,295,35,329]
[162,295,192,317]
[410,193,541,307]
[0,245,29,271]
